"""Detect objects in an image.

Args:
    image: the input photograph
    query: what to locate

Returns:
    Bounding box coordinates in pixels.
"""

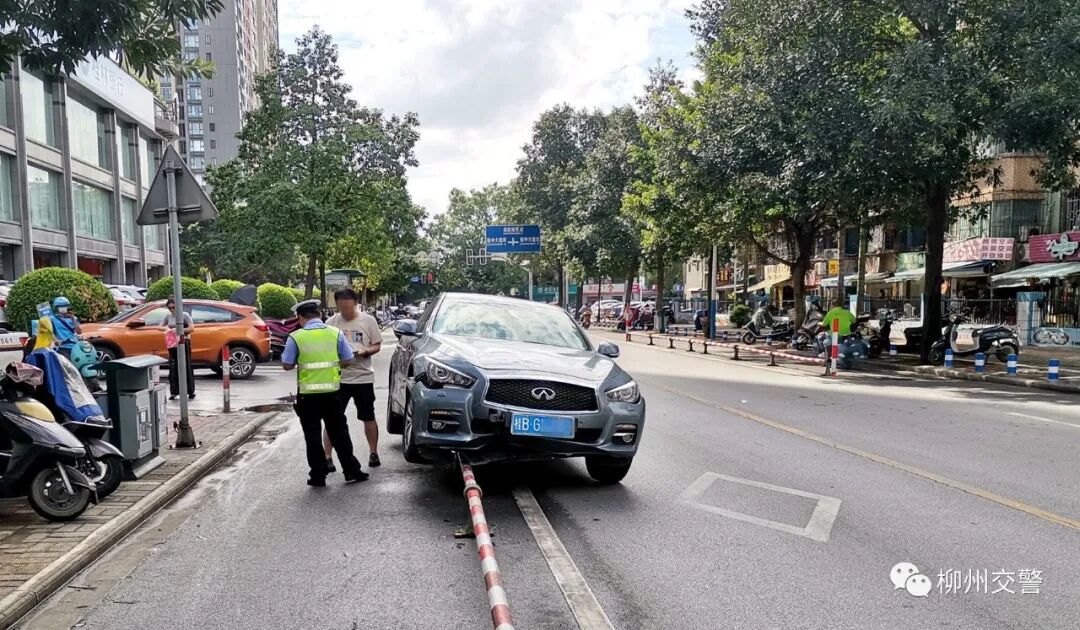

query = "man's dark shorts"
[339,382,376,422]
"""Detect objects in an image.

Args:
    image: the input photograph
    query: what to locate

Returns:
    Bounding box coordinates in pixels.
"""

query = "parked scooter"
[25,349,125,499]
[816,329,871,370]
[928,313,1020,365]
[265,316,301,359]
[791,307,825,351]
[864,309,897,359]
[0,362,95,522]
[741,304,794,344]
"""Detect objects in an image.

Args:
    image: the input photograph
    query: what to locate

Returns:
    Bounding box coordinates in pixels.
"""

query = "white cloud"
[279,0,697,215]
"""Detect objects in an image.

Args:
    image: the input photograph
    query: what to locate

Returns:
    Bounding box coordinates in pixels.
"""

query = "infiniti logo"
[531,387,556,401]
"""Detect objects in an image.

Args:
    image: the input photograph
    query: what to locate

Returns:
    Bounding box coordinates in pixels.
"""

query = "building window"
[27,165,62,229]
[210,157,218,166]
[161,84,173,101]
[188,104,202,118]
[0,153,14,222]
[0,76,9,128]
[189,156,205,170]
[21,67,57,147]
[73,181,114,240]
[207,87,213,98]
[187,18,200,29]
[121,197,139,244]
[187,85,201,101]
[67,95,111,170]
[205,34,212,45]
[208,105,215,115]
[206,52,213,61]
[119,124,137,180]
[184,51,198,62]
[190,139,204,153]
[209,139,216,149]
[183,34,199,48]
[141,138,159,185]
[189,122,203,136]
[144,224,164,251]
[208,122,215,132]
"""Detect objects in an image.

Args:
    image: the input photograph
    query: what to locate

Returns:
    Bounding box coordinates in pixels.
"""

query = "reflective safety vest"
[292,326,342,394]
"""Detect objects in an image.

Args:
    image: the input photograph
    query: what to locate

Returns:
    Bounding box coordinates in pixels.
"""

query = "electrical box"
[100,355,168,478]
[112,390,153,460]
[150,384,169,449]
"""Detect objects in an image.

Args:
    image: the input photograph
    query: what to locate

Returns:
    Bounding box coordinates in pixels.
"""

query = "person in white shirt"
[323,288,384,470]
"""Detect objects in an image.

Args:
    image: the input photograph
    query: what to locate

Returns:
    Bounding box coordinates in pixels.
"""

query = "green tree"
[210,279,244,301]
[2,0,221,78]
[145,276,218,301]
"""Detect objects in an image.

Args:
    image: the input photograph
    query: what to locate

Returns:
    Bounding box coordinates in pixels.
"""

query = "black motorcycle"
[0,364,95,522]
[791,309,825,351]
[928,313,1020,365]
[864,310,896,359]
[741,305,794,344]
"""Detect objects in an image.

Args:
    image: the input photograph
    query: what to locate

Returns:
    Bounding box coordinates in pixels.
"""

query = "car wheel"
[585,456,632,484]
[401,396,425,463]
[94,344,118,363]
[228,346,257,379]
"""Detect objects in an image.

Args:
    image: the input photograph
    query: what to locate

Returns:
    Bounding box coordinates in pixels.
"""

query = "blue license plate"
[510,413,575,439]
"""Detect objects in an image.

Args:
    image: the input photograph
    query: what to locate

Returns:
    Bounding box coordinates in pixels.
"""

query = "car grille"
[485,379,598,412]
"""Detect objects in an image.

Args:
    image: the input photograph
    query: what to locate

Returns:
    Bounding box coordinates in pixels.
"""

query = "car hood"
[431,335,613,381]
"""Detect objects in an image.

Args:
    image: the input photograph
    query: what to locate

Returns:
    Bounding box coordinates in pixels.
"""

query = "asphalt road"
[21,333,1080,629]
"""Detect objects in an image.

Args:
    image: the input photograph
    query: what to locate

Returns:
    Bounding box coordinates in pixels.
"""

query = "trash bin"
[100,355,168,478]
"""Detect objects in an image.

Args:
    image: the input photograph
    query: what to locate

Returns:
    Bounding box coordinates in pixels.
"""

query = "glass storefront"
[0,153,14,222]
[121,196,139,243]
[73,181,114,240]
[28,165,62,229]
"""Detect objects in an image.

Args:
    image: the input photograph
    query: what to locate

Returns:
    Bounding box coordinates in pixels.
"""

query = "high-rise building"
[162,0,279,186]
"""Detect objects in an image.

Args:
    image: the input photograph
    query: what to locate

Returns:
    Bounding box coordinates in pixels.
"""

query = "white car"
[107,287,139,312]
[0,284,10,331]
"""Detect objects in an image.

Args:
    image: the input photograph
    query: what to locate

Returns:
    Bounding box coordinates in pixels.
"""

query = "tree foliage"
[257,283,297,319]
[7,268,117,332]
[146,276,219,302]
[1,0,221,78]
[210,279,244,301]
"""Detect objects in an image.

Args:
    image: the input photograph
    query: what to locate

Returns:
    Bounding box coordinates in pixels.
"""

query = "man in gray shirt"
[163,297,196,400]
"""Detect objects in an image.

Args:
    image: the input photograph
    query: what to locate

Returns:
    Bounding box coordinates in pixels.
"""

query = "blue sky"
[279,0,699,215]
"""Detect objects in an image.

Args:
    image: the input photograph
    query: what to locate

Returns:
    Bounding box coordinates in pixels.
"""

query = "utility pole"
[165,157,195,448]
[707,245,718,339]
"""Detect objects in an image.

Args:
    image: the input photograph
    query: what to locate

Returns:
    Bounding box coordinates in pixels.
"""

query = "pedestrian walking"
[163,297,196,401]
[323,288,383,471]
[282,299,368,487]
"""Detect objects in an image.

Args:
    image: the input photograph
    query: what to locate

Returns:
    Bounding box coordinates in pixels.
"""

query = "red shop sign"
[1029,231,1080,263]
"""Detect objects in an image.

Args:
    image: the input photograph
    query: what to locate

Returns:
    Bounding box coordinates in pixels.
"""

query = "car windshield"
[432,299,589,350]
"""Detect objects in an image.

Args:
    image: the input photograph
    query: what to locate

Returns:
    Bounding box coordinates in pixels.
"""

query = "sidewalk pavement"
[0,408,282,629]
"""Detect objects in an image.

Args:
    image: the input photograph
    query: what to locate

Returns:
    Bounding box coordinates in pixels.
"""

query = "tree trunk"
[574,278,584,314]
[304,253,317,299]
[835,229,845,306]
[855,223,869,313]
[557,263,565,308]
[791,253,809,327]
[623,276,633,329]
[921,186,949,363]
[318,259,327,306]
[741,249,750,298]
[656,248,666,333]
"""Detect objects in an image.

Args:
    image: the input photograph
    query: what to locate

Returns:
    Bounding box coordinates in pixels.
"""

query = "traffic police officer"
[282,299,368,486]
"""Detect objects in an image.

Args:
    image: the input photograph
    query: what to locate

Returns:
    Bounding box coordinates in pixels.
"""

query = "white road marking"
[680,472,842,543]
[1006,412,1080,429]
[512,488,615,630]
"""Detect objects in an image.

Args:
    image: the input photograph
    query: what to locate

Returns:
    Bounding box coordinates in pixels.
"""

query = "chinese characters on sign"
[485,225,543,253]
[942,237,1016,263]
[891,562,1043,598]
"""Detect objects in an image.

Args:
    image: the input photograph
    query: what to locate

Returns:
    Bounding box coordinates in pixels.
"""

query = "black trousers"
[295,392,361,479]
[168,343,195,396]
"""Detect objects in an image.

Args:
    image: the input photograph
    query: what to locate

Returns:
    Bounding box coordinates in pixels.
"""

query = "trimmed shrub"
[211,279,245,301]
[145,276,219,302]
[290,287,321,301]
[729,304,753,328]
[258,283,297,319]
[7,268,118,332]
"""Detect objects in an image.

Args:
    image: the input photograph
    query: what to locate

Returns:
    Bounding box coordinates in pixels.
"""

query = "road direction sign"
[486,224,542,253]
[137,145,218,226]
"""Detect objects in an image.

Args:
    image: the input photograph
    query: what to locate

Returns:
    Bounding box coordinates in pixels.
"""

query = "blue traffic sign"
[486,224,542,253]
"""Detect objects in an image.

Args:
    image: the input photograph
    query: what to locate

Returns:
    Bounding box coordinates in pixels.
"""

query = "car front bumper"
[409,381,644,464]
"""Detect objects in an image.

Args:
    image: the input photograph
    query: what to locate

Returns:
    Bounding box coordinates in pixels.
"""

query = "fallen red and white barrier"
[460,460,515,630]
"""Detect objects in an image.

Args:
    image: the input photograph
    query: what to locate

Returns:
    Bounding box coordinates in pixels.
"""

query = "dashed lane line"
[1005,411,1080,430]
[513,488,616,630]
[651,382,1080,532]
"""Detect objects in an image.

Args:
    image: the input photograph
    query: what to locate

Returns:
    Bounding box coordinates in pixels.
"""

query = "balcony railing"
[154,97,179,140]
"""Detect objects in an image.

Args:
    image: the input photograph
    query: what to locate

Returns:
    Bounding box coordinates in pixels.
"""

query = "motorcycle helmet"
[52,296,72,313]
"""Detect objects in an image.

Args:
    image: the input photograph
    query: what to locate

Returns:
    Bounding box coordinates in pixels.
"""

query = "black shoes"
[369,453,381,467]
[344,470,370,484]
[326,458,336,473]
[307,477,326,487]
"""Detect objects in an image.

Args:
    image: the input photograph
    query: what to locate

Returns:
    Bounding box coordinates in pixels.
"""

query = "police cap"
[293,299,322,317]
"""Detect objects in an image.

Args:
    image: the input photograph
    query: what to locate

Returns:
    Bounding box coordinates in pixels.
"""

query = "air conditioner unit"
[1016,243,1031,263]
[1017,225,1037,243]
[823,249,839,260]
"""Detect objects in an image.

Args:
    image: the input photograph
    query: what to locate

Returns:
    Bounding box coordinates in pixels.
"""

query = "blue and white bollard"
[974,353,986,373]
[766,335,773,347]
[944,349,954,368]
[889,344,897,359]
[721,330,729,342]
[1007,354,1018,375]
[1048,359,1060,381]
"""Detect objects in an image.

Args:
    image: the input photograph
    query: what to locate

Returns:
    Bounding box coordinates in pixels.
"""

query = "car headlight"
[604,381,639,404]
[418,357,475,388]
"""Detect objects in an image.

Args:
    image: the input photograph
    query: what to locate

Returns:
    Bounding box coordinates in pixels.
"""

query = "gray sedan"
[387,293,644,483]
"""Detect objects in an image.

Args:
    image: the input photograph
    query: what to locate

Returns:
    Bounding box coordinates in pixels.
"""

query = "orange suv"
[82,300,271,379]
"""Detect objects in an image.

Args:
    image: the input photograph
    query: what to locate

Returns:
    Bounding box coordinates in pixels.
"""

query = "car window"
[415,299,437,330]
[142,307,170,326]
[432,300,589,350]
[191,305,237,324]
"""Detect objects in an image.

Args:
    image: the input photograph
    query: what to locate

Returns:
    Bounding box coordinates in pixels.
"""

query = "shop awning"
[991,262,1080,288]
[819,272,891,288]
[887,261,987,283]
[745,272,791,293]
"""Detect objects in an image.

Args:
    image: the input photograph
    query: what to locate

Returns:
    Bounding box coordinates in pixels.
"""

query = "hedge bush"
[145,276,219,302]
[7,268,118,332]
[729,304,753,328]
[258,283,297,319]
[290,287,321,301]
[211,279,245,301]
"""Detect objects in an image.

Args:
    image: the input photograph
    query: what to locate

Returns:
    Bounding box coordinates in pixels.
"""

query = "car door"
[124,306,171,358]
[188,304,239,365]
[390,299,436,412]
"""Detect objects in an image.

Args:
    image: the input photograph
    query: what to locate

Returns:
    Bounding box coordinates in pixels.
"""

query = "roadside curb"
[0,411,282,630]
[909,365,1080,394]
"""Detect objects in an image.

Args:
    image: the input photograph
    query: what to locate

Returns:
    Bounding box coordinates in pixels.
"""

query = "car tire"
[93,344,119,363]
[228,346,257,379]
[585,456,633,484]
[401,396,425,464]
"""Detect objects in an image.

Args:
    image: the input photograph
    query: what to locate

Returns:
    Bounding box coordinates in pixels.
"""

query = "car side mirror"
[597,342,620,358]
[393,319,420,338]
[126,319,146,329]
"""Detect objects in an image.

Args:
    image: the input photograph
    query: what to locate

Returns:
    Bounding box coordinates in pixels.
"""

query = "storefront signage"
[827,259,839,275]
[71,56,155,130]
[583,282,625,295]
[942,237,1014,263]
[896,252,926,272]
[1030,232,1080,263]
[764,264,789,281]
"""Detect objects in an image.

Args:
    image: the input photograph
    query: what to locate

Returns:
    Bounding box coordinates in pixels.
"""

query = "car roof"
[439,292,568,313]
[141,299,254,311]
